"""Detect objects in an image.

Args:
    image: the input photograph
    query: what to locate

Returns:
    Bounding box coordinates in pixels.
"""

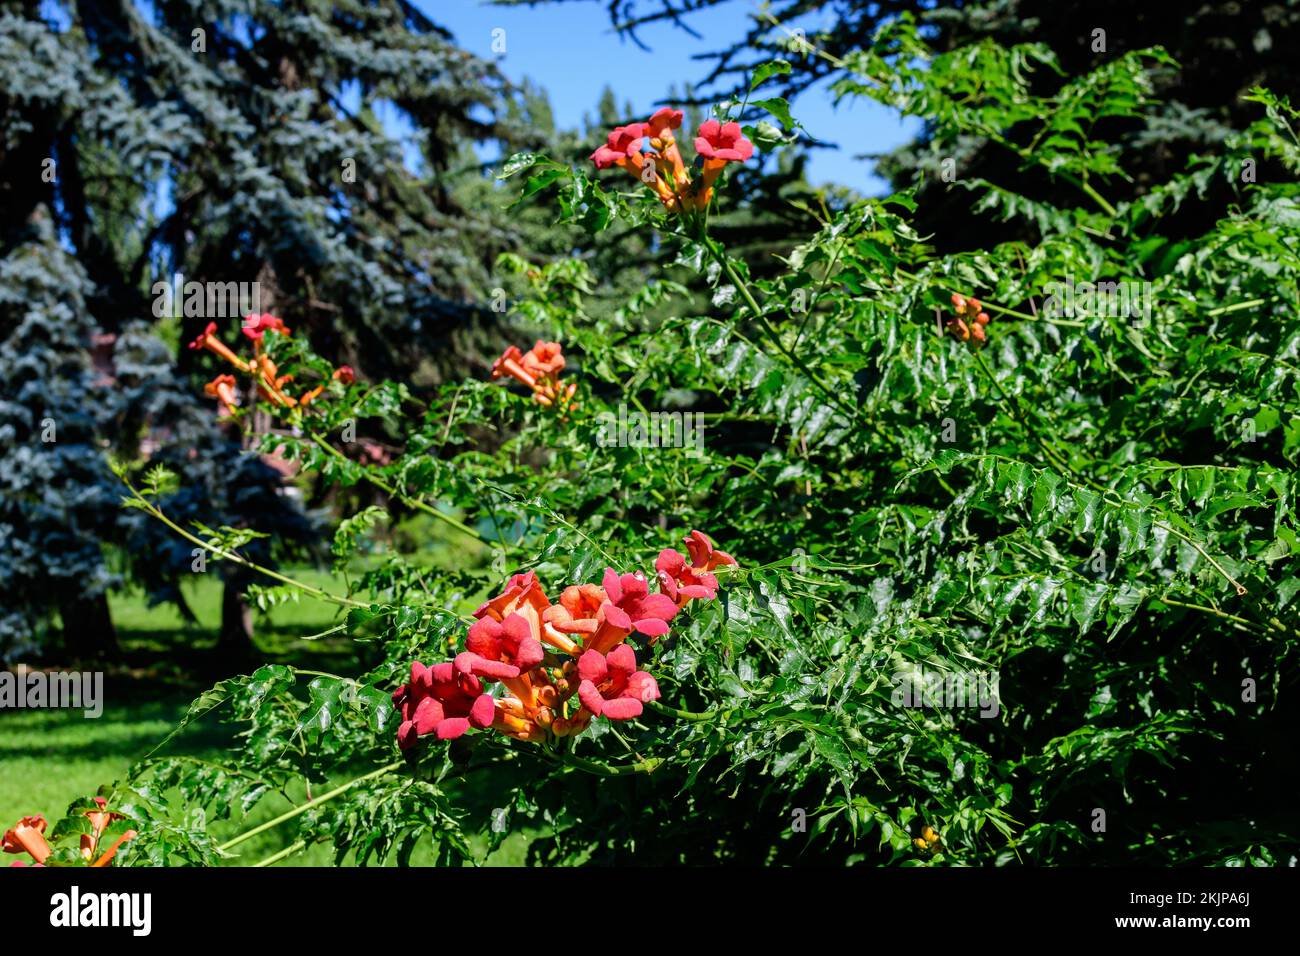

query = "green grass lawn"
[1,564,529,866]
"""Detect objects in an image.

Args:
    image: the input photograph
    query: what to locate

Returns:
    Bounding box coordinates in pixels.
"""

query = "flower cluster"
[913,824,942,854]
[393,530,737,749]
[189,314,355,416]
[591,108,754,214]
[491,340,577,409]
[946,293,991,345]
[3,800,136,867]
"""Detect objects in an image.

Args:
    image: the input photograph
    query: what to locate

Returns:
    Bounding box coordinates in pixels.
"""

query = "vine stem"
[1071,175,1119,218]
[892,267,1085,328]
[254,839,307,867]
[697,238,964,500]
[218,760,403,853]
[1158,597,1263,633]
[309,433,485,544]
[702,236,860,423]
[123,478,368,610]
[537,749,665,777]
[972,350,1074,474]
[981,301,1085,327]
[646,699,716,722]
[1205,298,1267,316]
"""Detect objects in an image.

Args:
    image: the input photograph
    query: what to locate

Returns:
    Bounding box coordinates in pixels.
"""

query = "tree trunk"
[60,591,120,662]
[218,573,257,665]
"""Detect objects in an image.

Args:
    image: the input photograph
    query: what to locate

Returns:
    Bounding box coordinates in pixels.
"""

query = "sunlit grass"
[1,549,527,866]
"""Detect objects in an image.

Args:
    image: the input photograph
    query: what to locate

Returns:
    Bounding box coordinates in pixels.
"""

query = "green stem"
[1158,597,1263,633]
[993,138,1118,218]
[218,760,403,853]
[310,433,485,544]
[124,479,368,610]
[292,668,344,681]
[1205,298,1267,316]
[892,267,1084,328]
[253,839,307,867]
[704,237,859,422]
[539,748,665,777]
[646,699,716,722]
[972,351,1074,474]
[1071,175,1119,218]
[981,301,1085,328]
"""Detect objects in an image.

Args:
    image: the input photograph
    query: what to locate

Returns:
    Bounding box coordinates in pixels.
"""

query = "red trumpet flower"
[521,341,565,377]
[80,798,132,864]
[241,312,290,343]
[695,119,755,163]
[656,548,720,605]
[646,107,684,141]
[393,534,728,746]
[684,529,737,571]
[299,364,357,406]
[590,123,646,171]
[590,108,755,214]
[457,613,546,681]
[541,583,605,655]
[491,345,536,388]
[491,342,576,410]
[89,830,137,867]
[392,662,496,748]
[656,529,737,611]
[576,645,661,720]
[598,567,678,643]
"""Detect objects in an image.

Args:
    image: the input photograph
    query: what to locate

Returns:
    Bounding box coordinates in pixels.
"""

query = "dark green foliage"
[10,4,1298,868]
[83,29,1300,866]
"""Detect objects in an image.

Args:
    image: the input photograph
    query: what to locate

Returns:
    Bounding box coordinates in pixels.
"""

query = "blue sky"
[424,0,919,194]
[41,0,917,194]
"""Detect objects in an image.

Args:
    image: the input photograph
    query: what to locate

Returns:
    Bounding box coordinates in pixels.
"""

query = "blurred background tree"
[2,0,819,663]
[509,0,1300,247]
[0,0,526,663]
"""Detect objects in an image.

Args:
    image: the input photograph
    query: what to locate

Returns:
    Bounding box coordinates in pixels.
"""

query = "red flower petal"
[633,618,671,637]
[625,671,661,702]
[601,697,644,720]
[633,591,679,621]
[412,696,445,736]
[578,679,605,716]
[436,717,470,740]
[501,613,533,646]
[607,643,637,679]
[603,602,632,631]
[458,652,520,681]
[429,662,455,685]
[469,693,496,729]
[466,616,503,658]
[655,548,686,575]
[514,637,545,671]
[602,567,623,603]
[578,650,608,684]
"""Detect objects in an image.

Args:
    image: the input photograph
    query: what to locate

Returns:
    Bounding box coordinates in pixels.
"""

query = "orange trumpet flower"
[90,830,137,867]
[188,322,250,371]
[204,373,240,416]
[2,815,52,865]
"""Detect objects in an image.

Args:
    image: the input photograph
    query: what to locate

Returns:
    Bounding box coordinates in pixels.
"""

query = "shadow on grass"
[2,559,535,865]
